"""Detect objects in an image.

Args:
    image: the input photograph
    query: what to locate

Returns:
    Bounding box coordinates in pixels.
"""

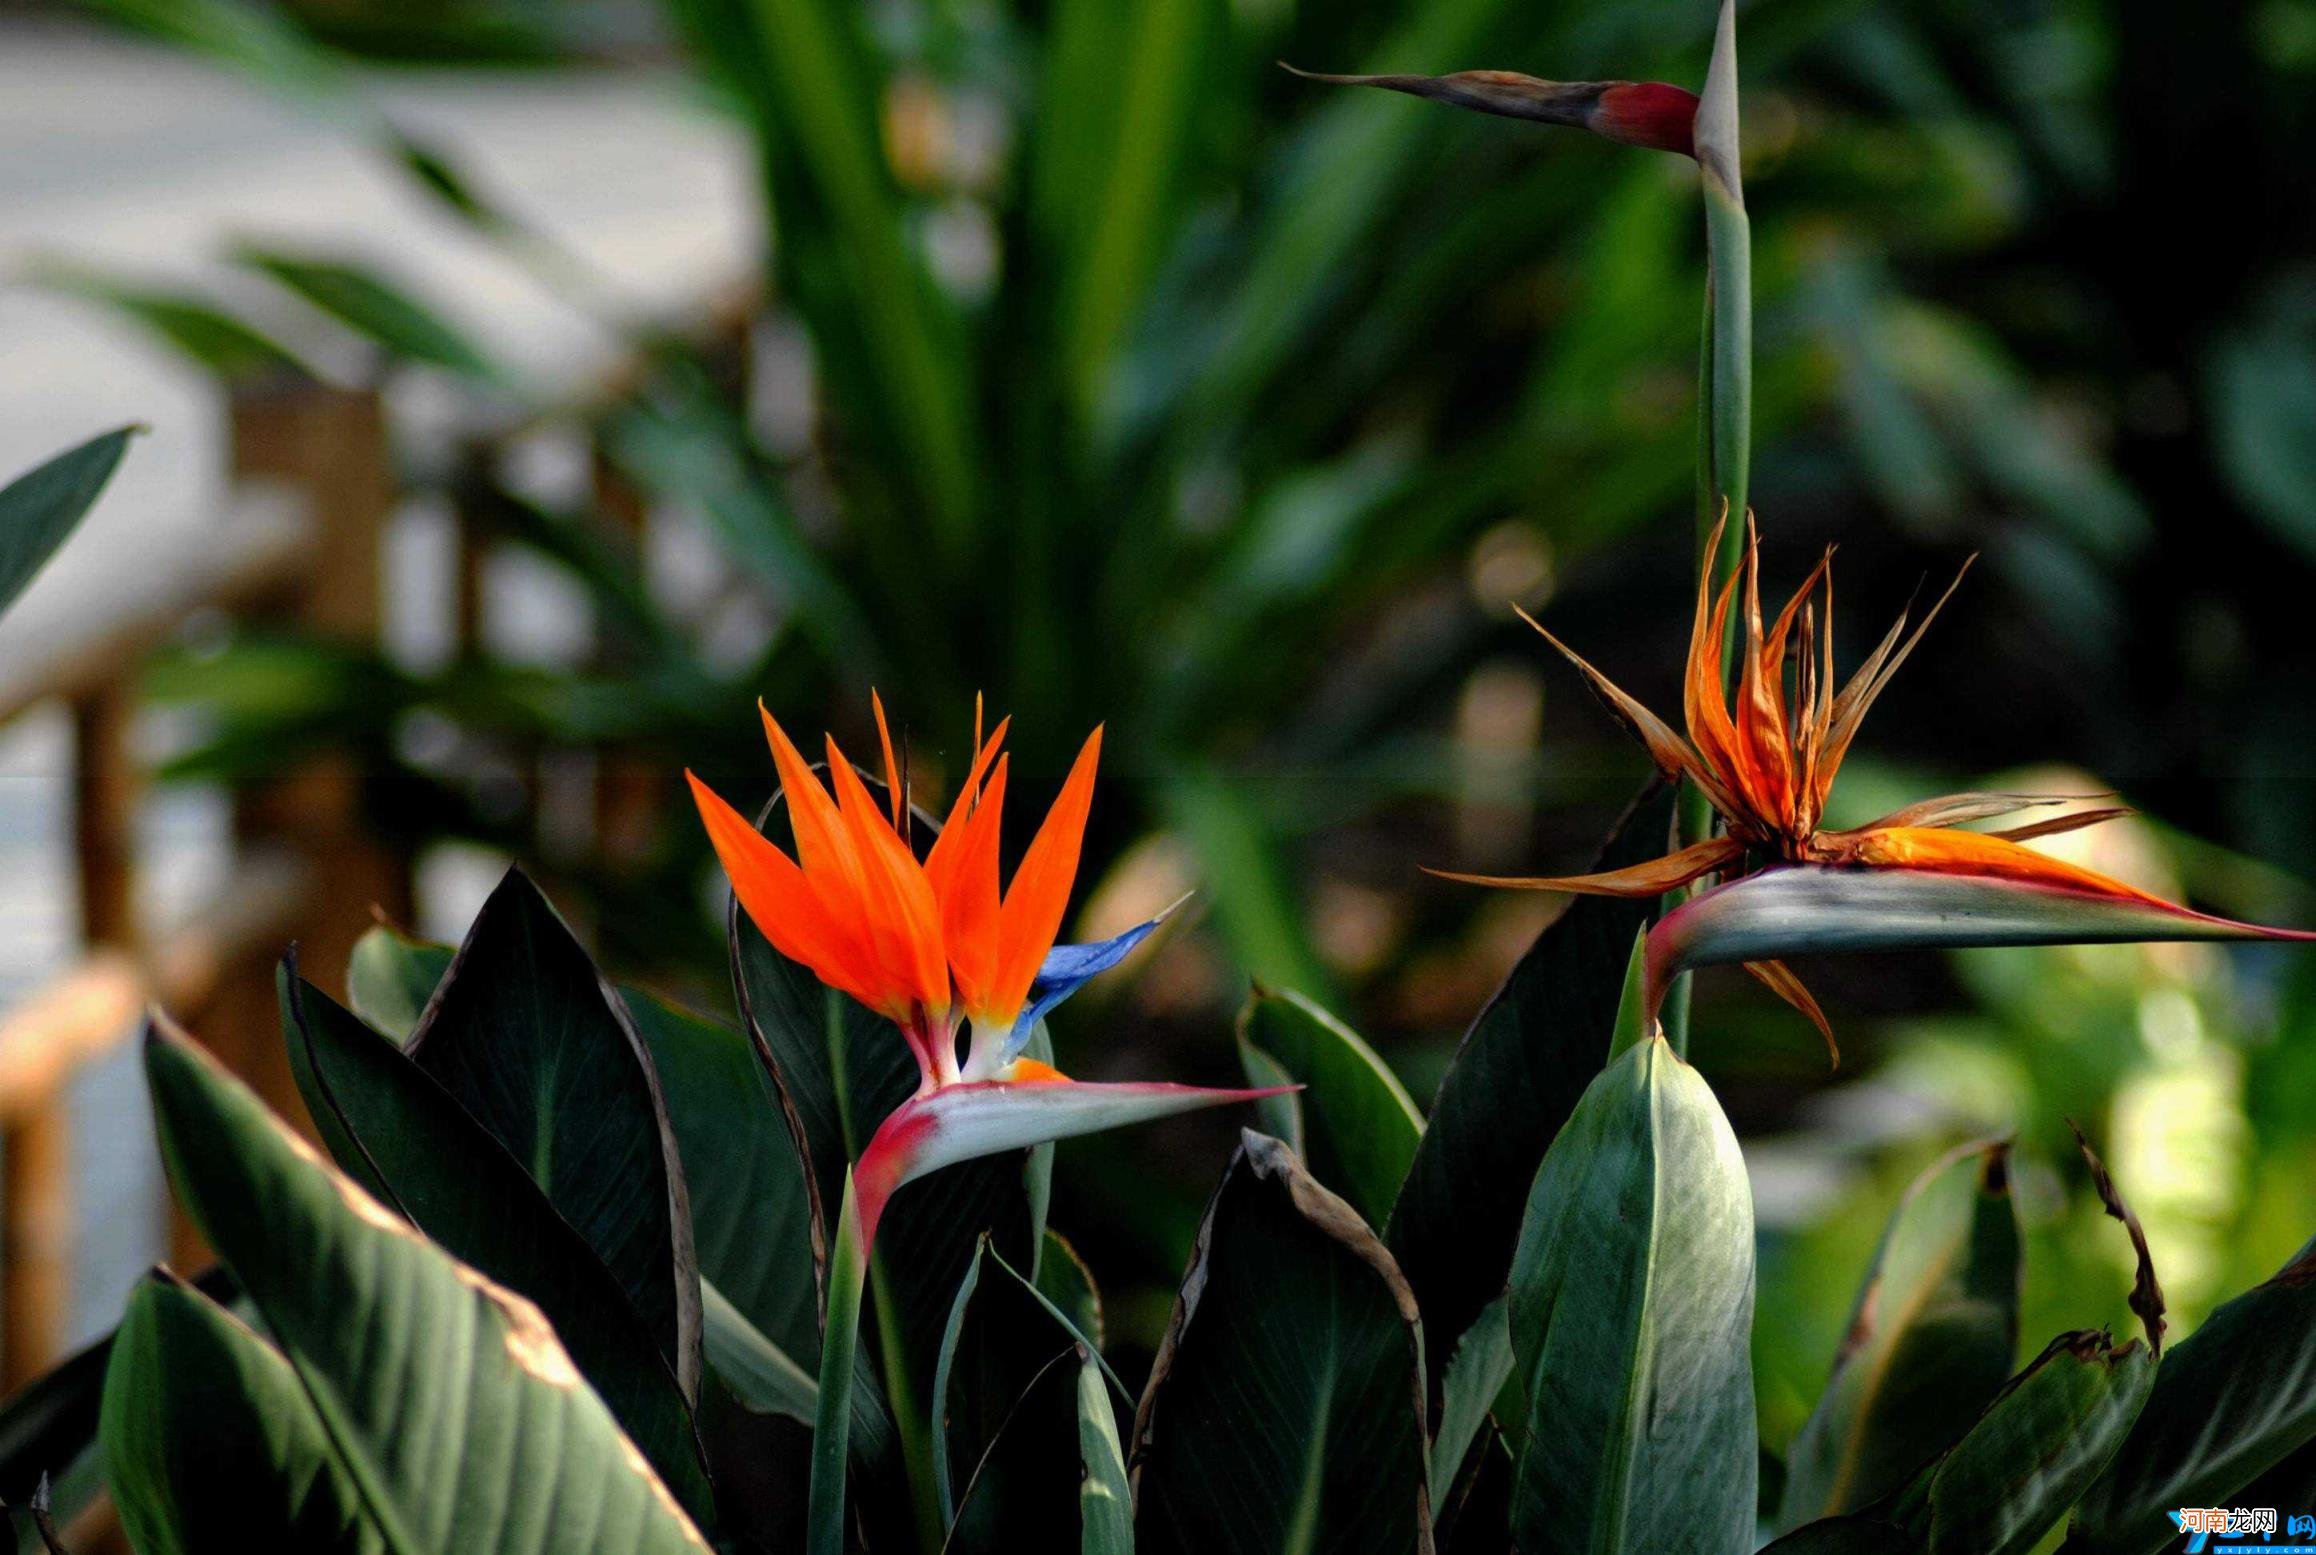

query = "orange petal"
[1006,1056,1071,1083]
[871,688,905,833]
[1743,959,1837,1066]
[923,713,1012,902]
[826,736,950,1013]
[942,754,1008,1015]
[687,771,884,1010]
[1840,825,2171,905]
[1515,604,1733,814]
[987,727,1103,1024]
[1816,559,1973,802]
[1427,835,1744,897]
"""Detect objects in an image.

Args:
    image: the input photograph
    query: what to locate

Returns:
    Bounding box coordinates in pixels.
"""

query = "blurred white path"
[0,16,753,1345]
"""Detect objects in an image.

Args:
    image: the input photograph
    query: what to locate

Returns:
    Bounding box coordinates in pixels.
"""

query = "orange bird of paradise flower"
[1443,514,2315,1052]
[688,697,1279,1251]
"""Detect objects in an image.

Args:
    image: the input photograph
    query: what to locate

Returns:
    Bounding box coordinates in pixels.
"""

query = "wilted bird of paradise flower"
[688,697,1279,1251]
[1444,514,2315,1053]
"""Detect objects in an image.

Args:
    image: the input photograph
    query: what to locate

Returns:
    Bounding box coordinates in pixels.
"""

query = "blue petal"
[1000,903,1183,1063]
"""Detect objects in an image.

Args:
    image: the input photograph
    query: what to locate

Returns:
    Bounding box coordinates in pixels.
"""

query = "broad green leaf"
[142,1020,712,1553]
[354,922,824,1394]
[100,1273,377,1555]
[0,427,135,620]
[1076,1343,1136,1555]
[1778,1138,2166,1555]
[1131,1131,1431,1555]
[1777,1140,2022,1527]
[0,1330,106,1525]
[406,869,702,1398]
[235,246,503,381]
[1879,1328,2155,1555]
[2066,1233,2316,1554]
[1236,986,1421,1229]
[1505,1033,1756,1555]
[345,923,451,1040]
[1387,782,1674,1374]
[700,1278,815,1423]
[932,1238,1131,1547]
[627,988,819,1369]
[279,970,715,1521]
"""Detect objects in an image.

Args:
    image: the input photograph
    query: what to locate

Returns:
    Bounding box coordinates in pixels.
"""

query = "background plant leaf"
[1777,1139,2022,1527]
[1131,1130,1433,1555]
[1235,985,1422,1230]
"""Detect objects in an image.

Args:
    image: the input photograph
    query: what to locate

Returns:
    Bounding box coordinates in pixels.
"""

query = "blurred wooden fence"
[0,379,415,1400]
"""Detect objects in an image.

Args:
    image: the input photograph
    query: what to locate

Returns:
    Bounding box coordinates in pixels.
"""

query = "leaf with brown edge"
[1132,1132,1432,1555]
[1774,1141,2022,1530]
[2067,1235,2316,1553]
[1770,1131,2162,1555]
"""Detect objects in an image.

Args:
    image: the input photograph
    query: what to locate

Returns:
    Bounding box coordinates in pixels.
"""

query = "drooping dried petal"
[1428,835,1744,898]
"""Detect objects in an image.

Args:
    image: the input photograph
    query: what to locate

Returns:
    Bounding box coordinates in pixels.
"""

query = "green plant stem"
[808,1172,866,1555]
[1667,0,1750,1059]
[868,1253,945,1554]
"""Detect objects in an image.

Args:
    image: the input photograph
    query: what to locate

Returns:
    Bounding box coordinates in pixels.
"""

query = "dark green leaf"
[1505,1033,1756,1554]
[627,987,819,1370]
[1778,1140,2021,1527]
[0,427,136,620]
[279,969,715,1522]
[406,868,702,1397]
[1236,985,1421,1229]
[99,1273,377,1555]
[142,1018,713,1553]
[932,1239,1128,1547]
[1131,1131,1432,1555]
[1387,782,1674,1373]
[2066,1234,2316,1554]
[1882,1328,2154,1555]
[1431,1296,1512,1491]
[235,246,502,381]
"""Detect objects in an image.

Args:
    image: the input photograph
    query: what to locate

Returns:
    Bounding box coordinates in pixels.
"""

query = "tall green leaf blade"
[279,971,715,1522]
[1504,1033,1756,1554]
[406,869,702,1398]
[1387,782,1674,1371]
[1236,986,1421,1229]
[100,1273,379,1555]
[1777,1140,2022,1527]
[30,265,308,382]
[2066,1234,2316,1554]
[1131,1131,1433,1555]
[660,0,978,553]
[236,247,504,382]
[0,426,135,619]
[142,1020,713,1554]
